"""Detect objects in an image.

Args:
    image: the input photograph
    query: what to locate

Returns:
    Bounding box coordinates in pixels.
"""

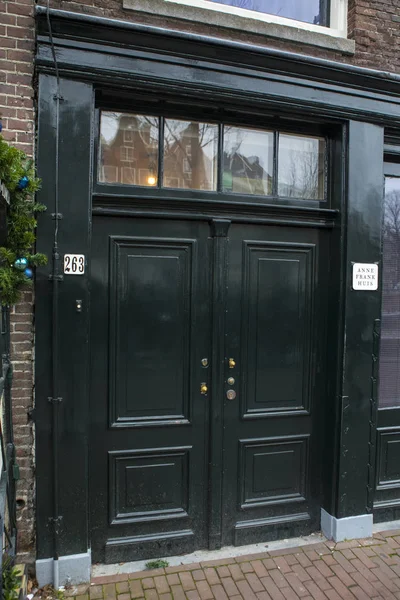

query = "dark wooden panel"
[234,513,311,546]
[242,242,315,417]
[376,430,400,488]
[240,436,309,509]
[109,237,193,427]
[109,447,190,525]
[105,529,195,563]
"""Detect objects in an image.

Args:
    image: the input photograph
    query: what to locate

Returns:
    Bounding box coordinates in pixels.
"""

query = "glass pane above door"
[278,133,326,200]
[380,176,400,408]
[99,112,159,186]
[163,119,218,191]
[223,126,273,196]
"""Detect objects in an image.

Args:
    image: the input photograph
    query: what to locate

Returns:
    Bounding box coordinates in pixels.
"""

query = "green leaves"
[0,135,47,306]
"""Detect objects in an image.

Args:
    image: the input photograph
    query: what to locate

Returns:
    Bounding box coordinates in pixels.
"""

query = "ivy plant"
[0,133,47,306]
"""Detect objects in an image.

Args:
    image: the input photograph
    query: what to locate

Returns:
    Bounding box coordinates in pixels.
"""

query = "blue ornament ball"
[14,257,29,271]
[17,176,29,190]
[24,268,33,279]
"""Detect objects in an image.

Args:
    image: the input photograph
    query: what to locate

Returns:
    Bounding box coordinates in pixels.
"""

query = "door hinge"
[48,274,64,281]
[13,463,20,481]
[48,516,63,533]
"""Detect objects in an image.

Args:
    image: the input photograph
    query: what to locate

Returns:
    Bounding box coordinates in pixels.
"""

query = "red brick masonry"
[66,529,400,600]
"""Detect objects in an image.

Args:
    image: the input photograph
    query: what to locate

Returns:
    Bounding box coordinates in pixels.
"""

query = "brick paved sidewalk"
[67,529,400,600]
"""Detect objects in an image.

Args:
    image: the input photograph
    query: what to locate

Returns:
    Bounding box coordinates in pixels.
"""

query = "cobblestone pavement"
[66,529,400,600]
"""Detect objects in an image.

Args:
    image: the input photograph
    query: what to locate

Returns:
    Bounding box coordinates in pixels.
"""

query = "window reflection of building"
[223,151,272,195]
[163,120,218,191]
[100,113,158,186]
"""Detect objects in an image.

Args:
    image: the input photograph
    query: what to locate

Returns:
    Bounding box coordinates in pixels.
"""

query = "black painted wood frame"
[35,6,393,560]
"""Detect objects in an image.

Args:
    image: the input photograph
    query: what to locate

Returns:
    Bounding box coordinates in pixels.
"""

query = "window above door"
[98,111,327,202]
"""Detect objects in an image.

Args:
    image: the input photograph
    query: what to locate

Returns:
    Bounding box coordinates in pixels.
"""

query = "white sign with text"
[352,263,378,290]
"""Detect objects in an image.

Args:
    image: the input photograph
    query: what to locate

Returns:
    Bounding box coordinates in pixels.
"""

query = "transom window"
[99,111,326,201]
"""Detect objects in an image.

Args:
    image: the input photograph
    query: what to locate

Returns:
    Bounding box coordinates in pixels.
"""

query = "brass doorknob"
[229,358,236,369]
[200,383,208,395]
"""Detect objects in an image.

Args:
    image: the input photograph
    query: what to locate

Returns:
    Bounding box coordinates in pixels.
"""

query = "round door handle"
[200,383,208,395]
[226,389,237,400]
[228,358,236,369]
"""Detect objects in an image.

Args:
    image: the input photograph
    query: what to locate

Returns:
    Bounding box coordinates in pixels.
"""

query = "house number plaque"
[352,263,378,291]
[64,254,85,275]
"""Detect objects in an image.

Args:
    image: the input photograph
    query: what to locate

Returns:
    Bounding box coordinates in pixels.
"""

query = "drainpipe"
[46,2,63,589]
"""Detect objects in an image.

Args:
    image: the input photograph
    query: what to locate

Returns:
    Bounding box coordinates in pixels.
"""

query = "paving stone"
[129,579,145,599]
[235,579,259,599]
[166,574,180,586]
[305,566,332,591]
[256,592,273,600]
[281,586,302,600]
[217,566,231,578]
[220,577,240,596]
[144,590,159,600]
[303,580,328,600]
[115,582,129,594]
[153,575,170,595]
[204,567,220,586]
[169,584,186,599]
[328,575,358,599]
[89,585,104,599]
[251,560,269,578]
[186,590,201,600]
[273,557,292,574]
[259,578,285,600]
[245,572,265,593]
[291,563,312,582]
[116,594,130,600]
[103,584,117,600]
[239,561,254,574]
[179,571,196,591]
[195,578,214,600]
[211,584,229,599]
[269,568,287,588]
[284,573,309,597]
[228,564,245,581]
[192,569,206,581]
[142,578,156,590]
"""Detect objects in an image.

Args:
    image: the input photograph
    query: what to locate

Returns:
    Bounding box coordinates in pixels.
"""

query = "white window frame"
[165,0,348,39]
[120,146,134,162]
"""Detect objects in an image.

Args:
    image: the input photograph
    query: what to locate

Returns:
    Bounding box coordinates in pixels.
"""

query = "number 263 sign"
[64,254,85,275]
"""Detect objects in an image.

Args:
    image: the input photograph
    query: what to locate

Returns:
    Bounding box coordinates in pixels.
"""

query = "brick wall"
[0,0,36,562]
[0,0,399,565]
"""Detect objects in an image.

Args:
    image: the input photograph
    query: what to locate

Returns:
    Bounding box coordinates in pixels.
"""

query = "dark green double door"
[90,216,329,563]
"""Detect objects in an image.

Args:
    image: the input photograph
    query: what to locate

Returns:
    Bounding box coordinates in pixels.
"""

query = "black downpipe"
[46,1,62,588]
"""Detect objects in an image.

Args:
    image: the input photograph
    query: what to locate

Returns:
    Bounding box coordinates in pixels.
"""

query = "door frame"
[34,7,395,567]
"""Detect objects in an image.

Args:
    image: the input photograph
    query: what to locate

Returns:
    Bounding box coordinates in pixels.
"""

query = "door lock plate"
[226,389,236,400]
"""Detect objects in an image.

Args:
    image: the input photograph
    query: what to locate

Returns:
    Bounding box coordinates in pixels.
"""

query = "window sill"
[123,0,355,56]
